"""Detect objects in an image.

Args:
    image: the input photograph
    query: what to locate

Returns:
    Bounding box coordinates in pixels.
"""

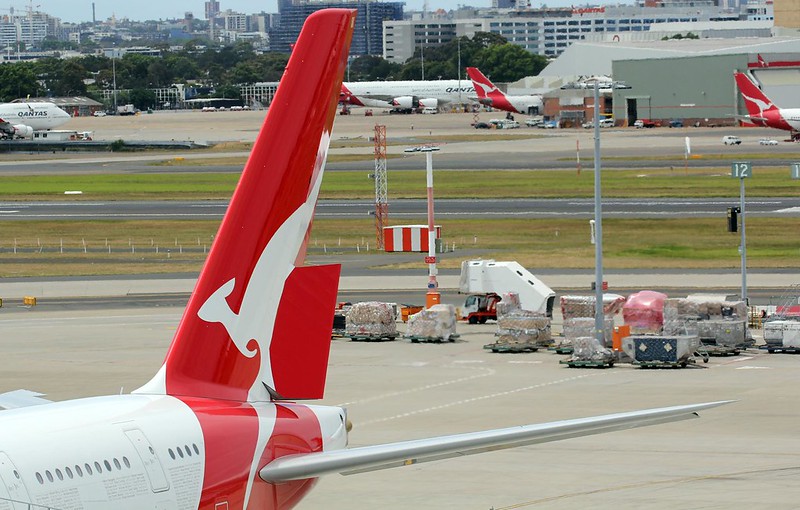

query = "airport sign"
[731,162,752,179]
[791,162,800,180]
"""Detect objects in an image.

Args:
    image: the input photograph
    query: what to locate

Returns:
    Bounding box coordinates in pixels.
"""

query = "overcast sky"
[32,0,593,23]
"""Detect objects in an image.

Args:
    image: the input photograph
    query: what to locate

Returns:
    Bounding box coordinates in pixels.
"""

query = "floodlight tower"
[373,124,388,249]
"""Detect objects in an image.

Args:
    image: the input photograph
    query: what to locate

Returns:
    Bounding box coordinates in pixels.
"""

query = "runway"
[1,196,799,220]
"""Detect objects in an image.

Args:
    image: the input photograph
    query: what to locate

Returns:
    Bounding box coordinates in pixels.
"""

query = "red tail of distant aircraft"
[467,66,543,116]
[734,72,800,141]
[0,9,729,510]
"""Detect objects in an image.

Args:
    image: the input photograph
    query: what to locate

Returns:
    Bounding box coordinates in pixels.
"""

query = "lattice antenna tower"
[374,124,388,249]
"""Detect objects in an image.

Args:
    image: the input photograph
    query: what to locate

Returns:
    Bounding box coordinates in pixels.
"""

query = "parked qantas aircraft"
[734,72,800,141]
[467,67,543,116]
[340,78,474,110]
[0,9,728,510]
[0,101,71,139]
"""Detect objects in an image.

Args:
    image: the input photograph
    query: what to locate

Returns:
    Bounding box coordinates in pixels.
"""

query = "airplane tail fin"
[734,72,778,117]
[466,67,503,100]
[135,9,356,402]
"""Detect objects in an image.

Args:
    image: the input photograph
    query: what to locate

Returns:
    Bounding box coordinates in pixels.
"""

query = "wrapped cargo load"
[495,292,521,318]
[487,309,552,351]
[495,329,551,346]
[345,301,397,339]
[622,335,700,364]
[663,298,701,322]
[569,336,614,363]
[497,310,550,331]
[622,290,667,333]
[560,294,626,320]
[563,317,614,346]
[406,304,458,341]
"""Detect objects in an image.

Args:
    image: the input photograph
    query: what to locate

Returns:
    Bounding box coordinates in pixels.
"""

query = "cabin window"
[123,457,131,468]
[113,458,121,470]
[85,463,93,475]
[94,462,102,473]
[36,472,44,484]
[168,448,176,460]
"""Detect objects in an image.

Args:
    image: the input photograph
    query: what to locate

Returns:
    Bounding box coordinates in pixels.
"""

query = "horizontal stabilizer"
[0,389,52,410]
[260,401,731,481]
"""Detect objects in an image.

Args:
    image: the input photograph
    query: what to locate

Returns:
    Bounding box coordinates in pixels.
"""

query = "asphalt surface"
[2,197,799,221]
[1,112,799,509]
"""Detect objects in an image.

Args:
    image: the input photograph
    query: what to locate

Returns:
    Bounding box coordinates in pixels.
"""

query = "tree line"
[0,32,548,109]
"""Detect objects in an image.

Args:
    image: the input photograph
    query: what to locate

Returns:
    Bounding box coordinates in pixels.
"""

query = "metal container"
[622,335,700,363]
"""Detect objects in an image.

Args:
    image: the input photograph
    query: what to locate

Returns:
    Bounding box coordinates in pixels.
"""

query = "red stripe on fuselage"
[248,404,323,510]
[181,397,260,510]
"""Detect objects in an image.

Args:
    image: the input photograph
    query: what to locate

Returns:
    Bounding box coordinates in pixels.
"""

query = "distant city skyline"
[29,0,604,24]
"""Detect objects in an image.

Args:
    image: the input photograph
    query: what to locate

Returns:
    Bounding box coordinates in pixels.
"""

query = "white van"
[599,118,615,128]
[722,135,742,145]
[421,107,438,114]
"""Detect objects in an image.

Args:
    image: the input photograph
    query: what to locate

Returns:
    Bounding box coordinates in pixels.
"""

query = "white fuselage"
[342,80,475,108]
[0,102,71,131]
[0,395,347,510]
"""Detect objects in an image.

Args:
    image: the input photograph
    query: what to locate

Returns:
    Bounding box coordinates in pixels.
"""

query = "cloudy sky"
[32,0,587,23]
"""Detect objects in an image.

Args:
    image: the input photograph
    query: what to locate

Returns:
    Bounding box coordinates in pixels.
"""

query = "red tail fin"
[466,67,503,100]
[136,9,356,402]
[734,72,778,117]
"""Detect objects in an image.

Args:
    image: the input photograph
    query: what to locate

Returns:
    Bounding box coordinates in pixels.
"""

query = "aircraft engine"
[391,96,416,109]
[418,98,438,108]
[13,124,33,138]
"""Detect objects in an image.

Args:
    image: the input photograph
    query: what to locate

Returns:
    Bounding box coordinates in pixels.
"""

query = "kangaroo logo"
[741,92,773,117]
[197,130,331,394]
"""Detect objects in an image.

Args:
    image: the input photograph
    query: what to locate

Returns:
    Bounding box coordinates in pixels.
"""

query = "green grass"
[1,217,796,277]
[1,167,799,201]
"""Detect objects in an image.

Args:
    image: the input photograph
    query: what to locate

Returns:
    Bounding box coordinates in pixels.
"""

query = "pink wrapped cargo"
[623,290,667,333]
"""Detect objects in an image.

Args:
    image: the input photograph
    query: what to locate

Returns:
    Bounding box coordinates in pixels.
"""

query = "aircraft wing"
[733,114,768,122]
[0,390,52,410]
[261,401,730,481]
[355,94,395,102]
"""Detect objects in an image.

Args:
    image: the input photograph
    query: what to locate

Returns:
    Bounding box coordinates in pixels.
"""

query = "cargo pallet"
[633,358,697,369]
[559,359,614,368]
[349,335,397,342]
[702,345,741,356]
[548,346,574,355]
[760,345,800,354]
[409,334,460,344]
[484,342,539,353]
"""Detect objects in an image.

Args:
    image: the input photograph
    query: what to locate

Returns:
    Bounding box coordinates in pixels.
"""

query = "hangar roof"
[540,36,800,77]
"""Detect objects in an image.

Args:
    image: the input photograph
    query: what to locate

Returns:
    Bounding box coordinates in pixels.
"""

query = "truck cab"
[461,293,501,324]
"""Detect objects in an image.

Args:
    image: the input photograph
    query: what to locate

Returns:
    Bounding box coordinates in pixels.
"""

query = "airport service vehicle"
[0,102,71,139]
[340,78,474,111]
[759,138,779,145]
[466,67,542,116]
[458,260,557,320]
[0,10,728,510]
[582,118,615,129]
[734,72,800,141]
[723,135,742,145]
[421,106,438,114]
[462,292,502,324]
[117,103,136,116]
[634,118,659,128]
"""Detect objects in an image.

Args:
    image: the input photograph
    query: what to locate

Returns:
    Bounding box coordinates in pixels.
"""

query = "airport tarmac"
[0,110,798,508]
[0,301,797,509]
[2,110,798,176]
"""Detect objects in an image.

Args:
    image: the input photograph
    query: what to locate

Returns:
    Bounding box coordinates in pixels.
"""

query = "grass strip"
[0,217,797,277]
[4,168,798,201]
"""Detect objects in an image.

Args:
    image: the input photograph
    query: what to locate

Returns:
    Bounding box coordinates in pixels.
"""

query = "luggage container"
[622,335,701,367]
